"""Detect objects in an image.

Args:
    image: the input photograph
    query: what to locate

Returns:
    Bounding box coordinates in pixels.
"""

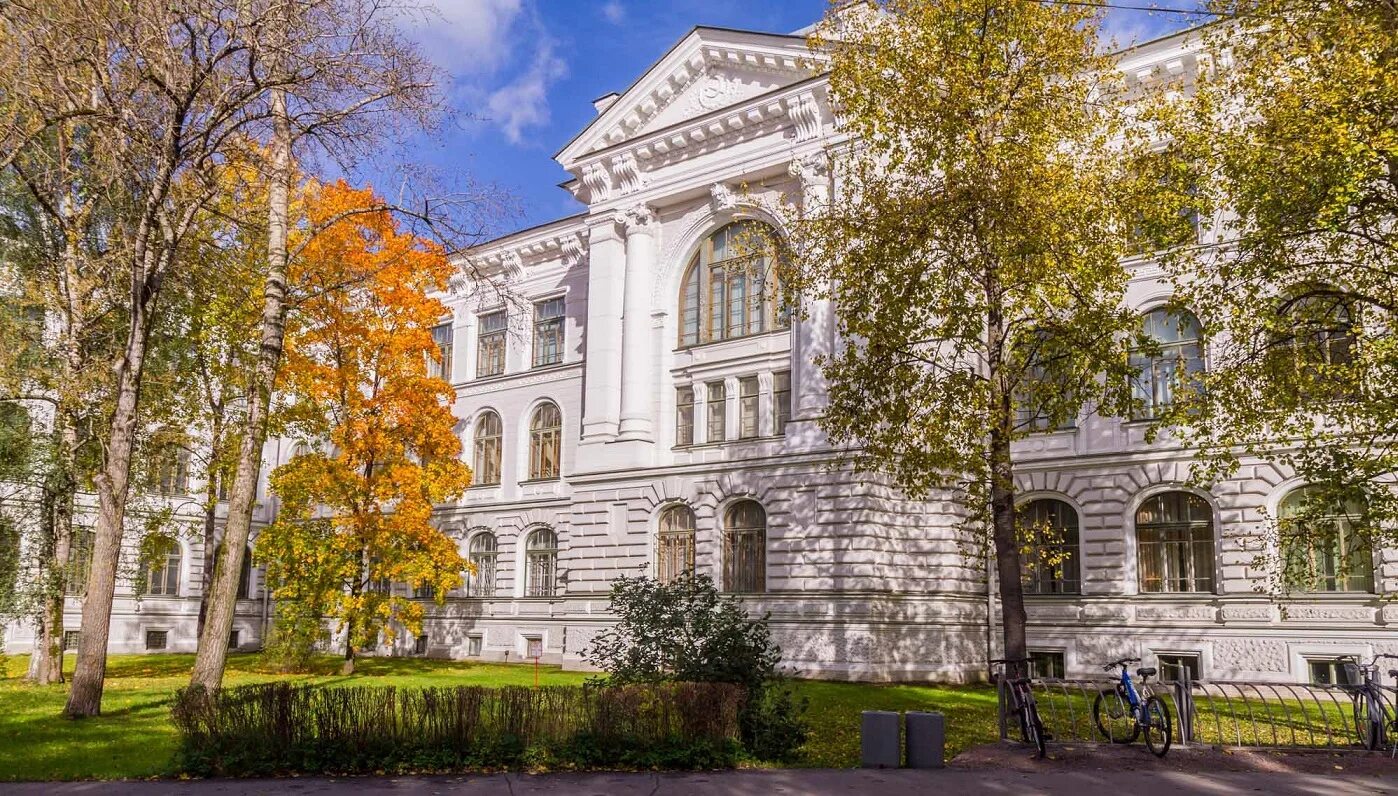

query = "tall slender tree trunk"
[195,414,223,640]
[190,83,293,692]
[65,267,159,717]
[985,276,1027,664]
[34,411,78,685]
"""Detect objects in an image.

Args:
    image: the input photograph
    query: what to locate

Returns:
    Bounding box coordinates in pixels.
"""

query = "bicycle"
[991,657,1049,758]
[1091,657,1173,758]
[1335,654,1398,751]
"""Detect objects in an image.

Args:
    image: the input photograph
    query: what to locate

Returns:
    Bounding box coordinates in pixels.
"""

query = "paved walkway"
[8,768,1397,795]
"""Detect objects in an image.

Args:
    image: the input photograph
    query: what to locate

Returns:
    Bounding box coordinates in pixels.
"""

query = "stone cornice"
[568,75,833,205]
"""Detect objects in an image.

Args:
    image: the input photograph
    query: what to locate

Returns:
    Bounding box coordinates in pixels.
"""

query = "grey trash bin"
[905,711,945,769]
[860,710,901,768]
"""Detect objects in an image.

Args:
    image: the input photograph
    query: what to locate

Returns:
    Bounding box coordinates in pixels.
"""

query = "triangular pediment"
[556,27,822,168]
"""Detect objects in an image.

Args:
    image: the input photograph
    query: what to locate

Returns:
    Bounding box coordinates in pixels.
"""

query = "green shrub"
[585,571,809,761]
[170,681,744,776]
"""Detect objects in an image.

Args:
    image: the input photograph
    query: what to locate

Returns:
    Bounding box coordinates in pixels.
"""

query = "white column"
[789,154,833,420]
[617,204,657,441]
[581,217,626,440]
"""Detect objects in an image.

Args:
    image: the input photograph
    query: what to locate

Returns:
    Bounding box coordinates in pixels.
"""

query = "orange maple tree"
[256,181,471,671]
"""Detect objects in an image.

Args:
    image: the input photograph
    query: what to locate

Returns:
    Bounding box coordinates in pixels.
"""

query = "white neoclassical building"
[6,22,1394,683]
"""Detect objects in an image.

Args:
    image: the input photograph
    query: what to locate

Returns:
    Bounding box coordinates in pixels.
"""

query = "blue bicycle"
[1092,657,1172,757]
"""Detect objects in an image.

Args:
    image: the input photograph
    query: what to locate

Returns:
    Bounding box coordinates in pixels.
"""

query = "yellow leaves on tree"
[256,181,471,669]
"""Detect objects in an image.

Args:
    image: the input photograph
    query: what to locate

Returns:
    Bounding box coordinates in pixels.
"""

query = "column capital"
[618,203,657,236]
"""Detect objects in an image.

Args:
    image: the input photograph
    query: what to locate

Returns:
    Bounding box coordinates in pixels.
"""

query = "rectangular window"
[706,381,726,443]
[773,370,791,435]
[525,636,544,659]
[675,387,694,446]
[477,310,507,378]
[413,582,435,600]
[1027,650,1065,679]
[413,635,429,655]
[738,376,759,439]
[63,630,80,651]
[1157,653,1201,682]
[428,322,453,380]
[532,297,565,367]
[1309,658,1361,687]
[145,630,168,651]
[467,635,483,656]
[228,630,240,650]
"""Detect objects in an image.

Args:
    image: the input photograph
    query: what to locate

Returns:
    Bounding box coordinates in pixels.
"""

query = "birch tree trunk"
[190,84,292,692]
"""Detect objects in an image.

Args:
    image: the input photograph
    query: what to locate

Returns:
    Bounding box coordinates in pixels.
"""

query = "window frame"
[656,504,696,584]
[1018,498,1081,595]
[476,309,507,378]
[738,375,760,439]
[706,381,726,443]
[531,296,566,368]
[677,221,789,348]
[528,402,562,481]
[1130,307,1204,420]
[428,321,454,380]
[144,539,182,597]
[722,500,766,594]
[468,531,498,598]
[773,370,792,435]
[1277,487,1374,593]
[524,527,559,598]
[675,386,695,446]
[1135,491,1216,594]
[473,411,503,486]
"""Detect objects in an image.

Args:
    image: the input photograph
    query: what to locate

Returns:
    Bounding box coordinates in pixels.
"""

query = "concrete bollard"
[860,710,901,768]
[905,711,945,769]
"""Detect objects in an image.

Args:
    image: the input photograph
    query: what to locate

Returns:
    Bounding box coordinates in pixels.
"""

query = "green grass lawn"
[0,653,998,780]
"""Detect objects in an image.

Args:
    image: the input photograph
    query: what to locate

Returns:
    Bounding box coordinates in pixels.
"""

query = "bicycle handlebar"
[1102,657,1141,672]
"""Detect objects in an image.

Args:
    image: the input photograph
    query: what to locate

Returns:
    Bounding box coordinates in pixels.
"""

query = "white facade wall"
[6,24,1394,682]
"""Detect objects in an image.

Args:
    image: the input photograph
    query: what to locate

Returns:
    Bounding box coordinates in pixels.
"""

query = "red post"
[533,656,539,688]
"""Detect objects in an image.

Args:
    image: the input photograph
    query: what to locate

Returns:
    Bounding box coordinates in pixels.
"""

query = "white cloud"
[405,0,525,76]
[601,1,625,25]
[486,37,568,145]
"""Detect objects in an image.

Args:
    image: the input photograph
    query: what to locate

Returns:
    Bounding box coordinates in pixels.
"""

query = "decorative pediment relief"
[556,27,823,169]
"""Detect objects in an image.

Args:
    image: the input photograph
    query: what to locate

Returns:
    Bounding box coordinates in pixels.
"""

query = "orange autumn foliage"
[257,181,471,665]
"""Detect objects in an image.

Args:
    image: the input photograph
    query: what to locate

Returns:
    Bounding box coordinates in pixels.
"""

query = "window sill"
[673,434,788,451]
[467,483,502,490]
[519,477,563,485]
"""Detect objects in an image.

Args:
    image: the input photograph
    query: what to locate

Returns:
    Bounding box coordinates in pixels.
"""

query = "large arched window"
[1131,308,1204,418]
[678,221,788,347]
[529,402,562,480]
[145,539,182,596]
[722,500,766,593]
[1136,491,1214,593]
[1018,499,1080,595]
[657,504,696,584]
[1278,487,1373,593]
[525,528,558,597]
[468,531,498,597]
[1273,289,1356,403]
[473,411,502,486]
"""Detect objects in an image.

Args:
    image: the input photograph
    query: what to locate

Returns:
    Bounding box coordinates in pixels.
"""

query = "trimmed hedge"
[171,681,745,775]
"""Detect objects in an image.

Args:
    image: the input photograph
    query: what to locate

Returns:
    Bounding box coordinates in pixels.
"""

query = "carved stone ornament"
[620,204,657,235]
[559,233,587,266]
[788,153,831,189]
[709,182,738,213]
[689,72,741,113]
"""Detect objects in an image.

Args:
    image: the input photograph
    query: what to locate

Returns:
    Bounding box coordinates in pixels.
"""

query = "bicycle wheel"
[1093,688,1138,743]
[1143,696,1173,758]
[1024,704,1047,759]
[1353,694,1382,750]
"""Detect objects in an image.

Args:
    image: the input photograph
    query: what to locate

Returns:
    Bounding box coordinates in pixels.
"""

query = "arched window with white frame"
[468,531,498,597]
[473,411,503,485]
[525,527,558,597]
[145,538,182,596]
[657,504,696,584]
[722,500,766,593]
[1018,498,1080,595]
[528,402,562,480]
[678,221,788,347]
[1278,486,1374,593]
[1136,491,1214,593]
[1130,308,1204,418]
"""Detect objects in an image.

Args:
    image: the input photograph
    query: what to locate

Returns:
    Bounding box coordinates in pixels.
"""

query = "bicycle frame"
[1118,666,1143,715]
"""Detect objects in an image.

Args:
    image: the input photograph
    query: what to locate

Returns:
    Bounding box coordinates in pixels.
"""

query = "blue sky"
[394,1,1200,238]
